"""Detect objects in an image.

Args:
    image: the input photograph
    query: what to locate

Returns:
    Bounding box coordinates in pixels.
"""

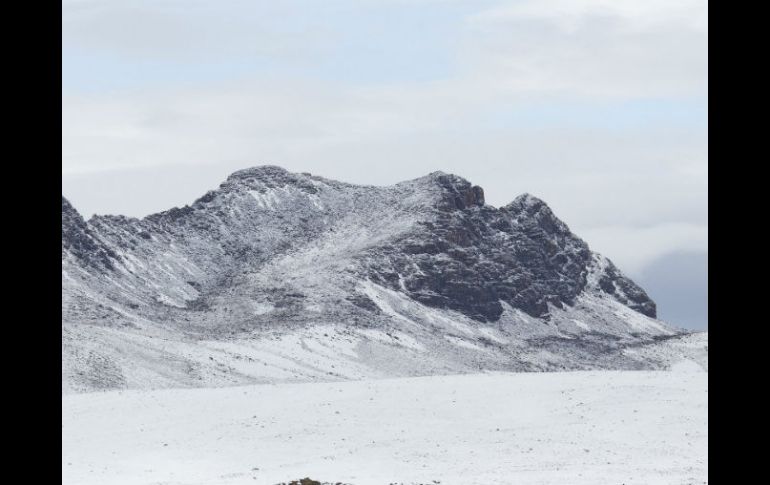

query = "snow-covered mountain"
[62,166,702,393]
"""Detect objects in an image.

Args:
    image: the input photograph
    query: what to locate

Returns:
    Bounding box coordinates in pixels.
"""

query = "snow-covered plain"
[62,368,707,485]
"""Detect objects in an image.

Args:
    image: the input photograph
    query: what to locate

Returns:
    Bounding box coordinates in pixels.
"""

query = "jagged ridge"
[62,166,678,393]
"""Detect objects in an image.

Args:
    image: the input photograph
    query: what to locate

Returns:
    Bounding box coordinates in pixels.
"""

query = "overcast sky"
[62,0,708,329]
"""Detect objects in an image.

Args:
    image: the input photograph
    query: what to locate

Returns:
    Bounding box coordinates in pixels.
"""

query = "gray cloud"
[634,251,708,330]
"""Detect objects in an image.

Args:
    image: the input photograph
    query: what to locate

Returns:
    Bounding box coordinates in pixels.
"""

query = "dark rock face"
[597,260,656,317]
[61,197,118,270]
[62,167,656,329]
[428,173,485,211]
[363,184,603,321]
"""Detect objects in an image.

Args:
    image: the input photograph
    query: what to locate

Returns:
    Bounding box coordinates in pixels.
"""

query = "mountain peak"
[62,196,77,215]
[407,171,485,209]
[420,170,468,185]
[511,192,546,209]
[503,192,571,235]
[226,165,291,181]
[62,195,118,270]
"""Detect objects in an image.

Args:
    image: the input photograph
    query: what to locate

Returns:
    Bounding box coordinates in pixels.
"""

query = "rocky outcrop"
[361,183,648,323]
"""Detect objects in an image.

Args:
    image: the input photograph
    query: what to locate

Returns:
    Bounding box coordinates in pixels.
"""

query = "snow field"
[63,369,707,485]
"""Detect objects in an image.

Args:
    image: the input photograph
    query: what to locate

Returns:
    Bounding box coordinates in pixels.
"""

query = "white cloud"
[470,0,708,31]
[579,222,708,275]
[460,0,707,98]
[63,1,336,63]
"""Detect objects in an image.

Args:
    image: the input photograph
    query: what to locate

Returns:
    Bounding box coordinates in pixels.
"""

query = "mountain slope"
[62,166,690,393]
